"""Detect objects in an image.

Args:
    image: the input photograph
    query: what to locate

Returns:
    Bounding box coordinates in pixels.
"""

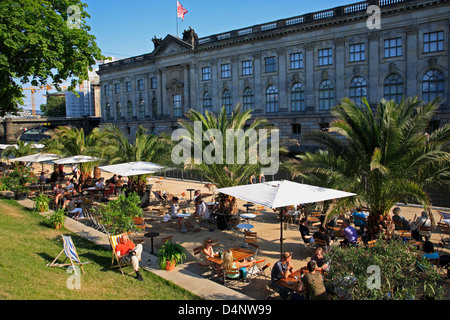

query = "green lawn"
[0,198,202,300]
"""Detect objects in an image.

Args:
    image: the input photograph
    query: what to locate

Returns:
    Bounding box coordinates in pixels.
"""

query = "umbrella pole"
[279,207,283,260]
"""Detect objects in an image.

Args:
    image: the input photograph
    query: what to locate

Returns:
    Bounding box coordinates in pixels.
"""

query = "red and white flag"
[177,1,188,20]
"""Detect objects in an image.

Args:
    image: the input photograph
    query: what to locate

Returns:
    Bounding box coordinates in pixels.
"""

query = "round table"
[243,203,254,213]
[186,189,195,201]
[241,213,256,223]
[144,231,160,255]
[176,213,191,233]
[236,223,254,247]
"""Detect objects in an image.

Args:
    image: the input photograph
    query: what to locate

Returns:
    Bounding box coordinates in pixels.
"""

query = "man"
[313,225,333,248]
[271,252,294,299]
[340,218,358,247]
[299,260,328,300]
[115,234,144,281]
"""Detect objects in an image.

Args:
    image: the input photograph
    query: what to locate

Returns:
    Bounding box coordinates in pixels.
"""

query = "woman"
[201,237,216,260]
[222,250,255,280]
[310,247,329,271]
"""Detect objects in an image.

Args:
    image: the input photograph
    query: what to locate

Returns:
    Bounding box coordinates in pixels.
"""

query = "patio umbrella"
[53,155,100,164]
[98,161,165,177]
[217,180,356,256]
[11,153,60,163]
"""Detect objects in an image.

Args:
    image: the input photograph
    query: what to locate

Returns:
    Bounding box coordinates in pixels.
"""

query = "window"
[173,94,182,117]
[243,88,254,111]
[318,80,334,110]
[424,31,444,53]
[384,38,402,58]
[203,92,212,114]
[137,79,144,91]
[349,77,367,103]
[292,124,301,135]
[318,48,333,66]
[116,102,122,119]
[222,90,232,114]
[266,85,279,113]
[104,85,110,95]
[139,99,145,119]
[422,69,444,102]
[242,60,252,76]
[384,74,404,103]
[150,77,157,89]
[265,57,277,73]
[202,67,211,81]
[104,103,110,120]
[291,83,305,112]
[349,43,365,62]
[114,83,120,94]
[126,101,132,119]
[125,81,131,93]
[290,53,303,69]
[221,63,231,78]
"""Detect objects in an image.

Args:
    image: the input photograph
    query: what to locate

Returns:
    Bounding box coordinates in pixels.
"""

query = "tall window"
[116,102,122,119]
[203,92,212,114]
[126,101,133,119]
[266,85,279,113]
[243,88,254,111]
[104,85,110,95]
[242,60,252,76]
[265,57,277,73]
[318,48,333,66]
[384,74,404,103]
[290,53,303,69]
[152,98,157,119]
[349,77,367,103]
[222,90,232,114]
[201,67,211,81]
[318,80,334,110]
[114,83,120,94]
[422,69,444,102]
[221,63,231,78]
[384,38,402,57]
[150,77,157,89]
[291,83,305,112]
[349,43,365,62]
[424,31,444,53]
[173,94,182,117]
[125,81,131,93]
[139,99,145,119]
[137,79,144,91]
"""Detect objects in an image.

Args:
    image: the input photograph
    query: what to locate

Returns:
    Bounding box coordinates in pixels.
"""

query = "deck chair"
[438,211,450,223]
[108,233,140,276]
[437,222,450,250]
[47,235,89,275]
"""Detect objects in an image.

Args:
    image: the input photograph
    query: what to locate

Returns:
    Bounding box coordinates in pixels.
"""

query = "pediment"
[166,79,184,90]
[153,35,192,57]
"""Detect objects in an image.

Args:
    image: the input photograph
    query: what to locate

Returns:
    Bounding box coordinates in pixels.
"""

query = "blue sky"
[23,0,359,110]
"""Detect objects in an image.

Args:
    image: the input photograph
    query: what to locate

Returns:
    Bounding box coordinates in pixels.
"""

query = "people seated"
[270,252,294,299]
[53,183,64,208]
[103,179,115,199]
[195,196,211,221]
[339,218,358,247]
[392,207,411,230]
[310,247,330,272]
[313,225,333,249]
[299,218,314,244]
[298,260,328,300]
[63,195,83,219]
[95,178,105,189]
[411,211,432,242]
[222,249,255,281]
[352,207,368,234]
[115,234,144,281]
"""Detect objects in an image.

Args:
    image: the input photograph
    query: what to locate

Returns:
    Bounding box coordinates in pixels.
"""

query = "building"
[65,69,102,118]
[97,0,450,152]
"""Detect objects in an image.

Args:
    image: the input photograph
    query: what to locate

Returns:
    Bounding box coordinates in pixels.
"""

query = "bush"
[324,237,444,300]
[0,165,37,194]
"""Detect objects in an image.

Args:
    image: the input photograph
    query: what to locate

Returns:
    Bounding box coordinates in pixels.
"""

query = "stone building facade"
[97,0,450,152]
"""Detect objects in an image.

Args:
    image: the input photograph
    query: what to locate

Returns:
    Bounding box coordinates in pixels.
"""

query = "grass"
[0,198,202,300]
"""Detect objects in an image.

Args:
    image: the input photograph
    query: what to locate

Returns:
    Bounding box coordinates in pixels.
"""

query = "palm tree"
[2,139,38,159]
[290,97,450,239]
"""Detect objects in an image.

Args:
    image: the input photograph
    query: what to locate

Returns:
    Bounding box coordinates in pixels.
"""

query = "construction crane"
[22,84,65,116]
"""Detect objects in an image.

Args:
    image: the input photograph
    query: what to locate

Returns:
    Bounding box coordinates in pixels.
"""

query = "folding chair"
[253,206,265,223]
[437,222,450,251]
[223,268,242,290]
[247,259,271,289]
[313,237,329,253]
[244,231,258,244]
[108,233,140,276]
[47,235,89,275]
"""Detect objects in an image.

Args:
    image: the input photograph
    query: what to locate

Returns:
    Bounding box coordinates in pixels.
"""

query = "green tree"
[0,0,104,116]
[40,95,66,117]
[290,97,450,238]
[2,139,38,159]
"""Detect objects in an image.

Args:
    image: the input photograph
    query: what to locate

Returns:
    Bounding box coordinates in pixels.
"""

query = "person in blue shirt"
[340,219,358,247]
[352,207,368,234]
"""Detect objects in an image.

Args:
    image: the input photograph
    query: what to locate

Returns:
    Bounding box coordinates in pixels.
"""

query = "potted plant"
[156,240,186,271]
[33,194,50,213]
[49,208,66,229]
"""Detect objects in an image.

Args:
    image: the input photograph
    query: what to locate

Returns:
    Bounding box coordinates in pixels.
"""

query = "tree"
[290,97,450,239]
[0,0,104,116]
[2,139,38,159]
[40,95,66,117]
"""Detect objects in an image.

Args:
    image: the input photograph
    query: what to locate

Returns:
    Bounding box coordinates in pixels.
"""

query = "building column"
[305,42,315,111]
[278,48,288,113]
[405,25,418,97]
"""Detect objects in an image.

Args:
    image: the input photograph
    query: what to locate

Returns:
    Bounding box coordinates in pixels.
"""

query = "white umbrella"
[217,180,356,255]
[11,153,60,163]
[98,161,165,177]
[53,155,100,164]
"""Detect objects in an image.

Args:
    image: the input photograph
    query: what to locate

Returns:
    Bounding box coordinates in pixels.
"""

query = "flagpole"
[176,0,178,37]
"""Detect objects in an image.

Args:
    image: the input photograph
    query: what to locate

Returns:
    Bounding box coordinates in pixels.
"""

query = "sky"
[22,0,359,111]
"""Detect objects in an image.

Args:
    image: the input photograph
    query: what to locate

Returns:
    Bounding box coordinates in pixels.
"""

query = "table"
[243,203,254,213]
[240,213,256,223]
[206,247,255,267]
[186,188,195,201]
[236,223,254,247]
[276,268,306,292]
[176,212,191,233]
[145,231,160,255]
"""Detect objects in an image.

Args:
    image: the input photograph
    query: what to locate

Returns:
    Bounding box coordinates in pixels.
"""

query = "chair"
[247,259,271,289]
[108,233,140,276]
[47,235,90,275]
[152,191,168,206]
[253,206,265,223]
[302,237,316,256]
[313,237,329,252]
[244,231,258,244]
[438,211,450,223]
[437,222,450,250]
[246,242,259,260]
[395,230,422,249]
[223,268,242,290]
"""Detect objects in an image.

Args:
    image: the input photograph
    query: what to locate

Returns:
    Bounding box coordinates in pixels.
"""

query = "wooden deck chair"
[47,235,89,275]
[108,233,139,276]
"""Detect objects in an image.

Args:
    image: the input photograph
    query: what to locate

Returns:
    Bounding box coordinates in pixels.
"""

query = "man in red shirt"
[115,234,143,281]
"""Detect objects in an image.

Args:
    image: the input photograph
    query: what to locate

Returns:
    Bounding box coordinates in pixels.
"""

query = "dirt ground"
[37,163,450,299]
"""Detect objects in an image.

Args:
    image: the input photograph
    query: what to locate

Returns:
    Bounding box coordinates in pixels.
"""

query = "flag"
[177,1,188,20]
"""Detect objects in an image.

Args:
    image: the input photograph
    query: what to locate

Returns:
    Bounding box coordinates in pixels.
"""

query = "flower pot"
[14,192,27,201]
[165,260,176,271]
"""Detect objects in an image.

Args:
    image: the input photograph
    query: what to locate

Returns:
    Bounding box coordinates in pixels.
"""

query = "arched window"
[203,92,212,114]
[116,102,122,120]
[222,90,232,114]
[152,98,157,119]
[139,99,145,119]
[266,85,279,113]
[422,69,444,103]
[243,88,254,111]
[126,101,133,119]
[291,83,305,112]
[105,103,110,121]
[349,77,367,103]
[318,80,334,110]
[384,74,403,104]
